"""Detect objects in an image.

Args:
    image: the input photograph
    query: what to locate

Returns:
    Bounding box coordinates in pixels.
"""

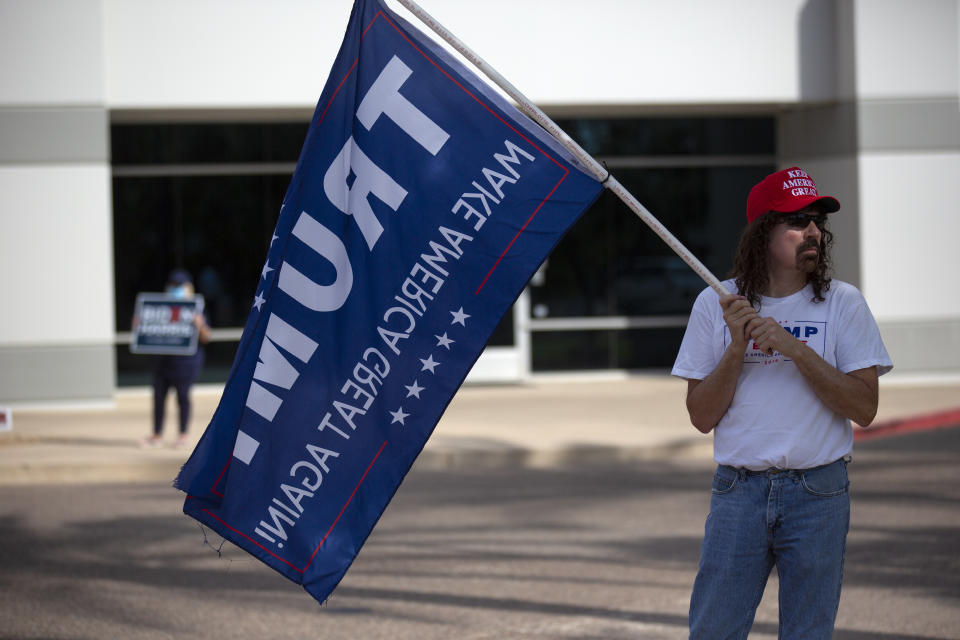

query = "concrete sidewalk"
[1,374,958,486]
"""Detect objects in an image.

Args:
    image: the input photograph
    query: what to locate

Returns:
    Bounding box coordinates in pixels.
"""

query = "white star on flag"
[270,233,279,246]
[252,292,266,311]
[261,262,274,279]
[420,355,440,373]
[450,307,470,326]
[435,333,454,349]
[405,380,425,399]
[390,407,409,425]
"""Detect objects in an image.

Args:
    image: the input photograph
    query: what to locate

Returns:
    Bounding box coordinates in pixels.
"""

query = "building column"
[0,0,116,403]
[782,0,960,374]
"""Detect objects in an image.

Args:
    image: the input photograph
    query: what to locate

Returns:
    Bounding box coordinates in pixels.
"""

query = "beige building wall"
[2,0,957,402]
[0,0,115,403]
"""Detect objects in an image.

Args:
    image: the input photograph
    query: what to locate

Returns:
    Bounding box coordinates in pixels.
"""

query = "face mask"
[167,285,189,300]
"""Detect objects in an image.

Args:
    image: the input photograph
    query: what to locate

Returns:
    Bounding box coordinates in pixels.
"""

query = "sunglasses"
[782,211,827,229]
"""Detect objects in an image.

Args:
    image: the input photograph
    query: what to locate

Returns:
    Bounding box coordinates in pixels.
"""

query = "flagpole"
[392,0,730,297]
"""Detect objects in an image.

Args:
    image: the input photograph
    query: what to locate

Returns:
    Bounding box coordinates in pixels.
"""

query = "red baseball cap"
[746,166,840,223]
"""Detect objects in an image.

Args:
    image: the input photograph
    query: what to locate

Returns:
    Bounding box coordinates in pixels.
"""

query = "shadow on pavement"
[0,429,957,639]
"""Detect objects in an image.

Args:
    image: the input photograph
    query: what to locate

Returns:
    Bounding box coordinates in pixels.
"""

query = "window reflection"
[529,166,772,320]
[111,116,774,382]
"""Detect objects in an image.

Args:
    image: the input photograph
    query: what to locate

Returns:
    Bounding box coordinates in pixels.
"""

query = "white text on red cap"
[782,169,817,197]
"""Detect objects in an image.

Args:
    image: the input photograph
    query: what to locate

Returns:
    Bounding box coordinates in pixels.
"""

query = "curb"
[0,460,185,486]
[412,438,715,471]
[0,437,715,487]
[854,407,960,442]
[3,403,956,486]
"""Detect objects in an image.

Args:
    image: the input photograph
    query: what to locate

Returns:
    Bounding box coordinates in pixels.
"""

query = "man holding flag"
[175,0,602,605]
[672,167,893,638]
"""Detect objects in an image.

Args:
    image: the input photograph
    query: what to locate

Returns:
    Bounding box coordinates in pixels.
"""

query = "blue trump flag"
[176,0,602,604]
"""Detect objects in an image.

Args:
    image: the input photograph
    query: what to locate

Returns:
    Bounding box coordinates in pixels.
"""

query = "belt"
[725,455,850,477]
[741,467,795,477]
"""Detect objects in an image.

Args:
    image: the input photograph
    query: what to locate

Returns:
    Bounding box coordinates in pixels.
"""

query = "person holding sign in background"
[672,167,893,638]
[140,269,211,448]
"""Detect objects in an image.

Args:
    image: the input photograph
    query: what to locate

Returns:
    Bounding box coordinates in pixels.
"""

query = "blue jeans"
[689,458,850,639]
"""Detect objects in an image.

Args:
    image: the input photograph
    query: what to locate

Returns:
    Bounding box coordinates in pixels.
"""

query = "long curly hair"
[729,211,833,310]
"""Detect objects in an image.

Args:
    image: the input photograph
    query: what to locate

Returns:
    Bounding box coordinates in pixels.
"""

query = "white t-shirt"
[672,279,893,470]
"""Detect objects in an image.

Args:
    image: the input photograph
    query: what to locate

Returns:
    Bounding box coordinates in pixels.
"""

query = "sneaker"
[140,435,162,449]
[173,435,190,449]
